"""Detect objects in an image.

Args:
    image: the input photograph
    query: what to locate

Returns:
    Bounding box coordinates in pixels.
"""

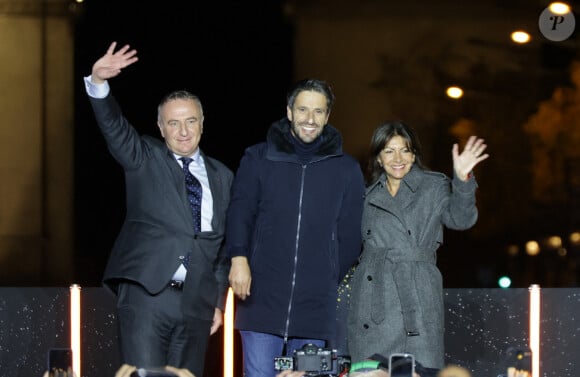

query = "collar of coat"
[266,118,343,161]
[367,164,424,195]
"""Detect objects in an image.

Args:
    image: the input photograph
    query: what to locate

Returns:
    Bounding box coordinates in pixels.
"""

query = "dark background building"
[0,1,579,376]
[0,0,578,289]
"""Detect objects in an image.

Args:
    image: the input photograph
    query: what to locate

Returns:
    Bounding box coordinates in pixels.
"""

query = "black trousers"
[116,282,212,377]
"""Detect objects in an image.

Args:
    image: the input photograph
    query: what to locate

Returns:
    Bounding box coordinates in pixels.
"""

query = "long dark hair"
[367,121,426,184]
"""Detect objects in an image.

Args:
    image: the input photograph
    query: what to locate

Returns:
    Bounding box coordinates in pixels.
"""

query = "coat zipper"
[280,154,338,345]
[283,164,307,344]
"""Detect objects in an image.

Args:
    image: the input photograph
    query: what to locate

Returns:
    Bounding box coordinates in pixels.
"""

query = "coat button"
[367,275,372,281]
[363,324,369,329]
[366,229,371,235]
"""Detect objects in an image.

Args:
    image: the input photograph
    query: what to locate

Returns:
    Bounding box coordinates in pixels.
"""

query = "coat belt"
[367,247,435,336]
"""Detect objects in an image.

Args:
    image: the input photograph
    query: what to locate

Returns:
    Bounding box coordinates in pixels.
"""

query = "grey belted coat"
[347,166,478,369]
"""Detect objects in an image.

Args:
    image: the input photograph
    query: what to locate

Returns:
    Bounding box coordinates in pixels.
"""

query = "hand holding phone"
[505,347,532,377]
[389,353,415,377]
[47,348,73,377]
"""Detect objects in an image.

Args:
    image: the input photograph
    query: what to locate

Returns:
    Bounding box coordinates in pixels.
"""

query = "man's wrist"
[84,75,110,99]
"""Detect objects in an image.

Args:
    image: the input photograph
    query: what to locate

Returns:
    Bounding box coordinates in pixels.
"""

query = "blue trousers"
[240,330,325,377]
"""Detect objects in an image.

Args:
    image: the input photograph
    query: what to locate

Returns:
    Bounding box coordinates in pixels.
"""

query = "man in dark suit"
[83,42,233,377]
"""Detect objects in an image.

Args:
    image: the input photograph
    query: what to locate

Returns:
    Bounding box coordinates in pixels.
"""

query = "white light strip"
[70,284,82,377]
[529,284,540,377]
[224,288,235,377]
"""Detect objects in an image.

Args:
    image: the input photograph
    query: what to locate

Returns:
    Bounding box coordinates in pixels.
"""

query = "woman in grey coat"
[347,122,489,371]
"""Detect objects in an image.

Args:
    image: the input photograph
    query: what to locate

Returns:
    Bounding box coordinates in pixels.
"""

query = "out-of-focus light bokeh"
[446,86,464,99]
[511,30,531,44]
[549,2,571,15]
[526,241,541,256]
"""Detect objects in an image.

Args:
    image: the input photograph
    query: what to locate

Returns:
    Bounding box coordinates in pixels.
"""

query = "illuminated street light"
[549,2,571,15]
[526,240,540,256]
[546,235,562,248]
[511,31,531,44]
[446,86,463,99]
[506,244,519,257]
[570,231,580,245]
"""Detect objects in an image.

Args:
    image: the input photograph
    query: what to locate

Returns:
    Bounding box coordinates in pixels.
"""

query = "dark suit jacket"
[88,94,233,321]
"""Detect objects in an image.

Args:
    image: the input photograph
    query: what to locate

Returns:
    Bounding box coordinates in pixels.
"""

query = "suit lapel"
[161,148,195,230]
[367,170,422,230]
[368,184,405,226]
[397,166,422,211]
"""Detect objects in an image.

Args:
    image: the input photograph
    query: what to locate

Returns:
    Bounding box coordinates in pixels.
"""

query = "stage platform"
[0,287,577,376]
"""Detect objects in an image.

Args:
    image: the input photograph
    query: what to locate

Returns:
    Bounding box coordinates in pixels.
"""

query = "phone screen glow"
[390,354,414,377]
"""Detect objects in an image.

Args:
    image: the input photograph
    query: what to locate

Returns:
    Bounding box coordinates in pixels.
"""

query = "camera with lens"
[274,343,351,377]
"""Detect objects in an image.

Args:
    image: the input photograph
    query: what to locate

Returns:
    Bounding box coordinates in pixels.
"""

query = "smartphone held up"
[389,353,415,377]
[47,348,73,377]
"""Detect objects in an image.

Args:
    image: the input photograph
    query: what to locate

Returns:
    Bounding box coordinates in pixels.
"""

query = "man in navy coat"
[83,42,233,377]
[227,79,365,377]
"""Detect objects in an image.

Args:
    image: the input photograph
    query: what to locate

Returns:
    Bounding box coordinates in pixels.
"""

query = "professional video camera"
[274,343,351,377]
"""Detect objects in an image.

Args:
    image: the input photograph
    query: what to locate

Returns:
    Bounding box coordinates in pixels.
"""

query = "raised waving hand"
[91,41,138,84]
[452,135,489,181]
